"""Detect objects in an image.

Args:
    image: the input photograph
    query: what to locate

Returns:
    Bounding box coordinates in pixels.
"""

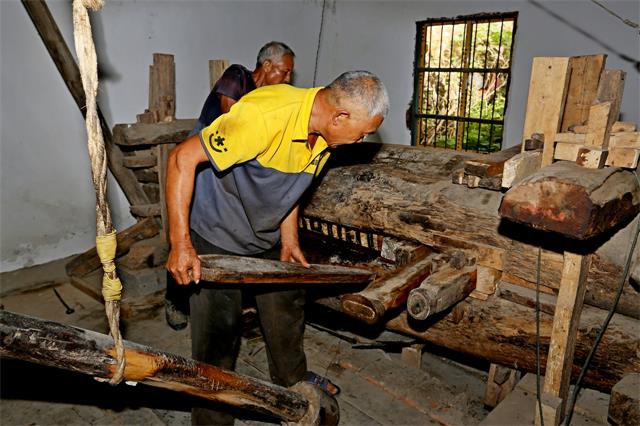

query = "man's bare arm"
[279,204,310,267]
[165,134,208,284]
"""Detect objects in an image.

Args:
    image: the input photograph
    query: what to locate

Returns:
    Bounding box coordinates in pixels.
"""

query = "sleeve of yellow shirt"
[199,101,268,172]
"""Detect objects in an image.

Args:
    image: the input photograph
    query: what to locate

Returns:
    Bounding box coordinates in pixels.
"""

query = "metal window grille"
[411,12,518,153]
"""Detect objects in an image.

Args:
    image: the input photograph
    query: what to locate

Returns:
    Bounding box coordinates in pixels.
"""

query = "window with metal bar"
[411,12,517,152]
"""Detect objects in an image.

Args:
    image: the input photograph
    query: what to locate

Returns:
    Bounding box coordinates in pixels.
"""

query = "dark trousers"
[189,230,307,425]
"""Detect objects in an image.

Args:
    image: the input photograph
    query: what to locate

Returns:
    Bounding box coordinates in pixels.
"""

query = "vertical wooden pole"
[149,53,176,122]
[209,59,230,90]
[158,143,175,242]
[536,252,590,426]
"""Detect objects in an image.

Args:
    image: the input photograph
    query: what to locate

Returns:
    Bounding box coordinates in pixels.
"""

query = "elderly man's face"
[264,54,294,85]
[325,108,383,148]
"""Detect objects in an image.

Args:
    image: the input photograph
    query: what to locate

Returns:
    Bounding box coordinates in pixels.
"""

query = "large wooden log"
[0,310,321,423]
[21,0,150,207]
[199,255,375,284]
[385,289,640,393]
[303,143,640,318]
[340,250,435,324]
[499,161,640,240]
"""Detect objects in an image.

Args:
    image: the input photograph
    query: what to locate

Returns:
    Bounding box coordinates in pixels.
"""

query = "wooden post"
[585,70,626,149]
[21,0,151,207]
[148,53,176,122]
[560,54,606,132]
[209,59,230,89]
[536,252,591,426]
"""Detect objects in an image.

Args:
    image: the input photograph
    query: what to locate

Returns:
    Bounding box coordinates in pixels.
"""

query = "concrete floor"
[0,256,495,425]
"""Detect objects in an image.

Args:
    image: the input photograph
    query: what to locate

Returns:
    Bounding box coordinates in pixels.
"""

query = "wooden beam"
[0,310,318,423]
[463,144,522,178]
[540,253,590,425]
[65,217,160,277]
[122,155,157,169]
[130,203,161,217]
[199,254,375,284]
[113,119,197,146]
[157,143,174,241]
[21,0,150,207]
[521,57,571,166]
[340,251,435,324]
[499,161,640,239]
[501,150,542,189]
[560,54,606,132]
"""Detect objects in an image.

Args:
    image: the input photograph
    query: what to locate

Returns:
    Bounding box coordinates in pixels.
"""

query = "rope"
[72,0,125,385]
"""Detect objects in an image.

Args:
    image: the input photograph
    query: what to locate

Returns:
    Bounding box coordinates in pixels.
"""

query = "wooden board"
[521,57,571,167]
[122,155,157,169]
[148,53,175,122]
[199,254,375,284]
[560,54,606,132]
[585,70,626,148]
[463,144,522,178]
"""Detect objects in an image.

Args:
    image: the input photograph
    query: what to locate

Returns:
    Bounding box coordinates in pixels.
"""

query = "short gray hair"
[326,71,389,118]
[256,41,295,68]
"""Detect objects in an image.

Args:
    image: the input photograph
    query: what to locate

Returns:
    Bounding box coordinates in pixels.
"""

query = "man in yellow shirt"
[166,71,388,425]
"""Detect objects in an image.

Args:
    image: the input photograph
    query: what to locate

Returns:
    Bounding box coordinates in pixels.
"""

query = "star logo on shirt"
[208,131,228,153]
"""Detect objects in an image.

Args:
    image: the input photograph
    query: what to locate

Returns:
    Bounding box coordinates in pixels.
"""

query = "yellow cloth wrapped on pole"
[96,231,122,301]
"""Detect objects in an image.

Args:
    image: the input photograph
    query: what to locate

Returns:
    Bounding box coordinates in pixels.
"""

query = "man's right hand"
[166,242,201,285]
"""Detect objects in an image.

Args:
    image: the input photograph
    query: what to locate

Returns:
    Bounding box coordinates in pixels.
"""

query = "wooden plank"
[605,147,640,169]
[585,70,626,148]
[340,251,435,324]
[157,143,174,241]
[148,53,175,122]
[560,54,606,132]
[209,59,230,90]
[130,203,161,217]
[0,310,317,424]
[500,161,640,239]
[610,131,640,148]
[521,57,571,167]
[498,281,557,315]
[122,155,157,169]
[133,168,159,183]
[570,120,636,134]
[113,119,197,146]
[199,254,375,285]
[65,217,161,277]
[541,252,590,425]
[554,132,585,143]
[21,0,150,207]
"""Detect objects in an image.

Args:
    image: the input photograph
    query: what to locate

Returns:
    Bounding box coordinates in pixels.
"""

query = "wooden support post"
[521,57,571,167]
[401,344,424,369]
[21,0,151,207]
[0,310,330,424]
[537,252,591,426]
[340,251,434,324]
[149,53,176,122]
[209,59,230,89]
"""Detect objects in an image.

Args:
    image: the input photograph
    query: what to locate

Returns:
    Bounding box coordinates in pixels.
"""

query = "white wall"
[1,0,638,271]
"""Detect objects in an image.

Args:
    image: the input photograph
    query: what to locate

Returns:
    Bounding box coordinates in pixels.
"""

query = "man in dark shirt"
[165,41,295,330]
